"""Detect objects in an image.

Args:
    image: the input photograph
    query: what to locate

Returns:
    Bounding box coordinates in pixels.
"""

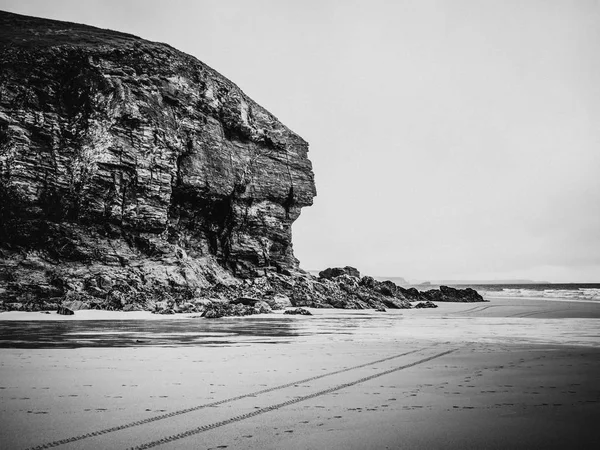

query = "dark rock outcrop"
[422,286,484,303]
[230,297,260,306]
[264,293,291,310]
[0,11,316,307]
[57,305,74,315]
[414,301,438,309]
[319,266,360,280]
[284,307,312,316]
[201,301,272,319]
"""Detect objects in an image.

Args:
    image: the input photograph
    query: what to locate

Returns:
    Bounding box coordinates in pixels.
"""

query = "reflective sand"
[1,297,599,449]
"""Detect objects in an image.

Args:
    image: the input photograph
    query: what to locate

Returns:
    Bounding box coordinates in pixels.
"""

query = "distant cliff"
[0,11,316,303]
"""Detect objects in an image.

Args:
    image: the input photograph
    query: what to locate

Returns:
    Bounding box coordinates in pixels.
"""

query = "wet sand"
[1,297,599,449]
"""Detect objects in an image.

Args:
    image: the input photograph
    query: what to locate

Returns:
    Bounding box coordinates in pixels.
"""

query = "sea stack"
[0,11,316,303]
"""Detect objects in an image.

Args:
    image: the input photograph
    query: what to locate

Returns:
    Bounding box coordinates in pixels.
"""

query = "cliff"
[0,11,315,304]
[0,12,485,313]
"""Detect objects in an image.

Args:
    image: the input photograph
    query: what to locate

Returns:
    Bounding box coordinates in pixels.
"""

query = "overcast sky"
[2,0,599,282]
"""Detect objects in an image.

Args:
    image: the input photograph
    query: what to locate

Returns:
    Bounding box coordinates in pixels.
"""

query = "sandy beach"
[1,297,599,449]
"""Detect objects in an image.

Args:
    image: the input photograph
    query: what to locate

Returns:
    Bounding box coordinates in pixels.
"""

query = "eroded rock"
[265,294,292,310]
[201,301,272,318]
[284,307,312,316]
[57,305,74,315]
[422,286,484,303]
[319,267,361,280]
[414,301,438,309]
[0,11,315,304]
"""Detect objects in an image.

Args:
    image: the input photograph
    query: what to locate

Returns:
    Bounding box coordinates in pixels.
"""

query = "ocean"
[381,279,600,302]
[467,283,600,302]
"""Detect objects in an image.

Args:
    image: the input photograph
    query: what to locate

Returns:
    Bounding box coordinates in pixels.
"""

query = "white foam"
[483,288,600,302]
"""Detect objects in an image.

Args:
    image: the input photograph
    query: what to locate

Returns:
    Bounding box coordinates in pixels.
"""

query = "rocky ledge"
[0,12,484,315]
[0,266,484,314]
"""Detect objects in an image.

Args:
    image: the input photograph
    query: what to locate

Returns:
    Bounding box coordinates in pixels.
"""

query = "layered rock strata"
[0,11,315,305]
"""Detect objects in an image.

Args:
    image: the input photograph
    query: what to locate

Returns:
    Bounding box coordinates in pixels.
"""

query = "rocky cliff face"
[0,11,316,303]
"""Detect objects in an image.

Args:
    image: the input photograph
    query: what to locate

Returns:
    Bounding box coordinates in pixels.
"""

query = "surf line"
[26,348,429,450]
[130,349,457,450]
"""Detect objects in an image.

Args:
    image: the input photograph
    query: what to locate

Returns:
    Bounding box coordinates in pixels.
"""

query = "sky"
[1,0,599,282]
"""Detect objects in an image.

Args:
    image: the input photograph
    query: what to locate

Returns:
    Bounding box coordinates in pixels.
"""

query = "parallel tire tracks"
[26,348,426,450]
[458,305,496,315]
[129,348,456,450]
[510,308,572,318]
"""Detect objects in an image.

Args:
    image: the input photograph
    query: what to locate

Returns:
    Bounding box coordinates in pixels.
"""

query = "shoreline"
[1,295,599,321]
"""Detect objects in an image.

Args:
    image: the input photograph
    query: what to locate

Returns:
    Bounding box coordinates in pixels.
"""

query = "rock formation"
[0,11,315,306]
[421,285,484,303]
[0,12,485,314]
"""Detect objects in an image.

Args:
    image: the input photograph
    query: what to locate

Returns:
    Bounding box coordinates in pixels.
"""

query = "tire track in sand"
[129,348,456,450]
[26,348,427,450]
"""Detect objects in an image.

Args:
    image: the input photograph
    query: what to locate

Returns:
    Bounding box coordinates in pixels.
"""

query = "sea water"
[464,283,600,302]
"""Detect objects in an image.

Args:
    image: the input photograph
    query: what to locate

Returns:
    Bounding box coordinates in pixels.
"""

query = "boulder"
[57,305,74,315]
[122,304,144,312]
[265,294,292,310]
[414,301,438,309]
[230,297,261,306]
[61,300,90,311]
[253,301,273,314]
[201,301,271,318]
[153,301,174,315]
[423,286,485,302]
[318,267,361,280]
[284,308,312,315]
